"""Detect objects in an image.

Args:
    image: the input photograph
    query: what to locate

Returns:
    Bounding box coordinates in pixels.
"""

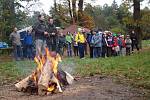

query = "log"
[15,75,32,91]
[65,71,74,85]
[38,60,52,95]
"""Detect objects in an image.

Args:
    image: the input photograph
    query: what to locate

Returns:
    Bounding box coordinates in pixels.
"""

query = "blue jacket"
[87,33,93,44]
[91,32,102,47]
[24,34,33,45]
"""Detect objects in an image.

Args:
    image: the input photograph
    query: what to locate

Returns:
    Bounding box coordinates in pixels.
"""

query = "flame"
[47,85,55,92]
[33,47,62,92]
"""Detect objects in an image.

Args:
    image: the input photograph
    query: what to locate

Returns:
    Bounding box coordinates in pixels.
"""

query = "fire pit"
[15,48,74,95]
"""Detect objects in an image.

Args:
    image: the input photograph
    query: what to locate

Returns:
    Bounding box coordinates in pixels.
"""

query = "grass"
[74,40,150,89]
[0,40,149,89]
[0,60,35,85]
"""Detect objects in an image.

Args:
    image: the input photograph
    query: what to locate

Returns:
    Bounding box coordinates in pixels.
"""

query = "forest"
[0,0,150,45]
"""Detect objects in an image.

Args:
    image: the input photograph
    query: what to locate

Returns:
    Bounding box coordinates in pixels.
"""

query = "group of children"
[57,29,138,59]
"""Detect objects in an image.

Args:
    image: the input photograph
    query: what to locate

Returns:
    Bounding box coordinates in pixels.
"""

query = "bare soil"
[0,75,150,100]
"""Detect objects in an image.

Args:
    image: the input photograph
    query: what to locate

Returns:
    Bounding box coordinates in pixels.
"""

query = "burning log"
[15,47,74,95]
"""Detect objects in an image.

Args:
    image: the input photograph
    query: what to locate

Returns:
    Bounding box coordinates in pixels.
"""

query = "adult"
[24,29,33,59]
[9,27,22,60]
[75,28,86,59]
[91,30,102,58]
[87,30,94,58]
[130,30,139,52]
[47,17,57,51]
[33,15,48,56]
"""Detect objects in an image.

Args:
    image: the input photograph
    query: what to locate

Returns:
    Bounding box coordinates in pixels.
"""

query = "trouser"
[57,47,64,56]
[78,43,85,58]
[35,39,47,56]
[67,43,72,57]
[84,43,88,55]
[89,45,93,58]
[73,46,78,56]
[107,47,112,57]
[119,46,122,56]
[13,45,23,60]
[102,46,107,58]
[26,45,33,59]
[47,43,57,51]
[93,47,102,58]
[126,47,131,55]
[131,43,139,51]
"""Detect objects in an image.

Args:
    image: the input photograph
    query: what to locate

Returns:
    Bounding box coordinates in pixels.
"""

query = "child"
[125,35,132,55]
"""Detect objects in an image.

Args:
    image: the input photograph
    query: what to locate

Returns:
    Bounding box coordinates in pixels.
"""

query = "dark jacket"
[47,23,57,44]
[33,20,47,40]
[107,35,113,47]
[102,34,108,46]
[58,36,66,48]
[130,33,138,44]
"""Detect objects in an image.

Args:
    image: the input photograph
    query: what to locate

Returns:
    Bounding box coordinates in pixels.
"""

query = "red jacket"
[113,37,119,47]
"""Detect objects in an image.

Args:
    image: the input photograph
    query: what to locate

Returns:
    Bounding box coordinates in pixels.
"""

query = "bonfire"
[15,48,74,95]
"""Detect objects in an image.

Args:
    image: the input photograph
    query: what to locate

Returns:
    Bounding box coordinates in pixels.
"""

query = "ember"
[15,48,74,95]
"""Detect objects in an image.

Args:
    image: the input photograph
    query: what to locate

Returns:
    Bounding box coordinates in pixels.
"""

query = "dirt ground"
[0,75,150,100]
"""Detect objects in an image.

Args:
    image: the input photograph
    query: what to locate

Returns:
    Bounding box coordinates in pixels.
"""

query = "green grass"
[0,40,150,89]
[0,60,35,85]
[142,40,150,47]
[74,48,150,89]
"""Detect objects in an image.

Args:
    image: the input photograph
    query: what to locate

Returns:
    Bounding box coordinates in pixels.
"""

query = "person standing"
[87,30,94,58]
[102,32,108,58]
[24,29,33,59]
[125,35,132,55]
[75,28,86,59]
[130,30,139,52]
[65,32,73,57]
[47,17,57,51]
[118,35,126,56]
[9,27,22,60]
[106,32,113,57]
[57,32,66,56]
[33,15,48,56]
[73,33,78,56]
[91,30,102,58]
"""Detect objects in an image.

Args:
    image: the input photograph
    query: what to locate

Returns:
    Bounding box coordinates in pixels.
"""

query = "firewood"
[38,60,52,95]
[65,71,74,85]
[15,75,32,91]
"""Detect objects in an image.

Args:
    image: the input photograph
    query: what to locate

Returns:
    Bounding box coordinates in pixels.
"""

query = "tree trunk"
[72,0,77,24]
[54,0,57,13]
[67,0,73,24]
[78,0,83,13]
[133,0,142,49]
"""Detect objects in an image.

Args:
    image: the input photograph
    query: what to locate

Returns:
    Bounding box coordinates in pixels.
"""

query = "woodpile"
[15,48,74,95]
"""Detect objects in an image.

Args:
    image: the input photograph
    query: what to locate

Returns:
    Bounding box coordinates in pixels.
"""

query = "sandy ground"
[0,75,150,100]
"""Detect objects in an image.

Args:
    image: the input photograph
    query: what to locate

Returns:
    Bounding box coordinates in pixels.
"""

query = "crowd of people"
[9,14,139,60]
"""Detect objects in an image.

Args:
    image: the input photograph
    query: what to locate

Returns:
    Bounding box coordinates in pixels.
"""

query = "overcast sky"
[25,0,149,14]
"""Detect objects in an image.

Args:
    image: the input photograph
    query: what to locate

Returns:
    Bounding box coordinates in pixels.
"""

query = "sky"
[24,0,150,15]
[39,0,122,14]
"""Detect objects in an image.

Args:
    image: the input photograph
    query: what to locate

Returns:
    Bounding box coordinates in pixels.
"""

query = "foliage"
[110,27,125,34]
